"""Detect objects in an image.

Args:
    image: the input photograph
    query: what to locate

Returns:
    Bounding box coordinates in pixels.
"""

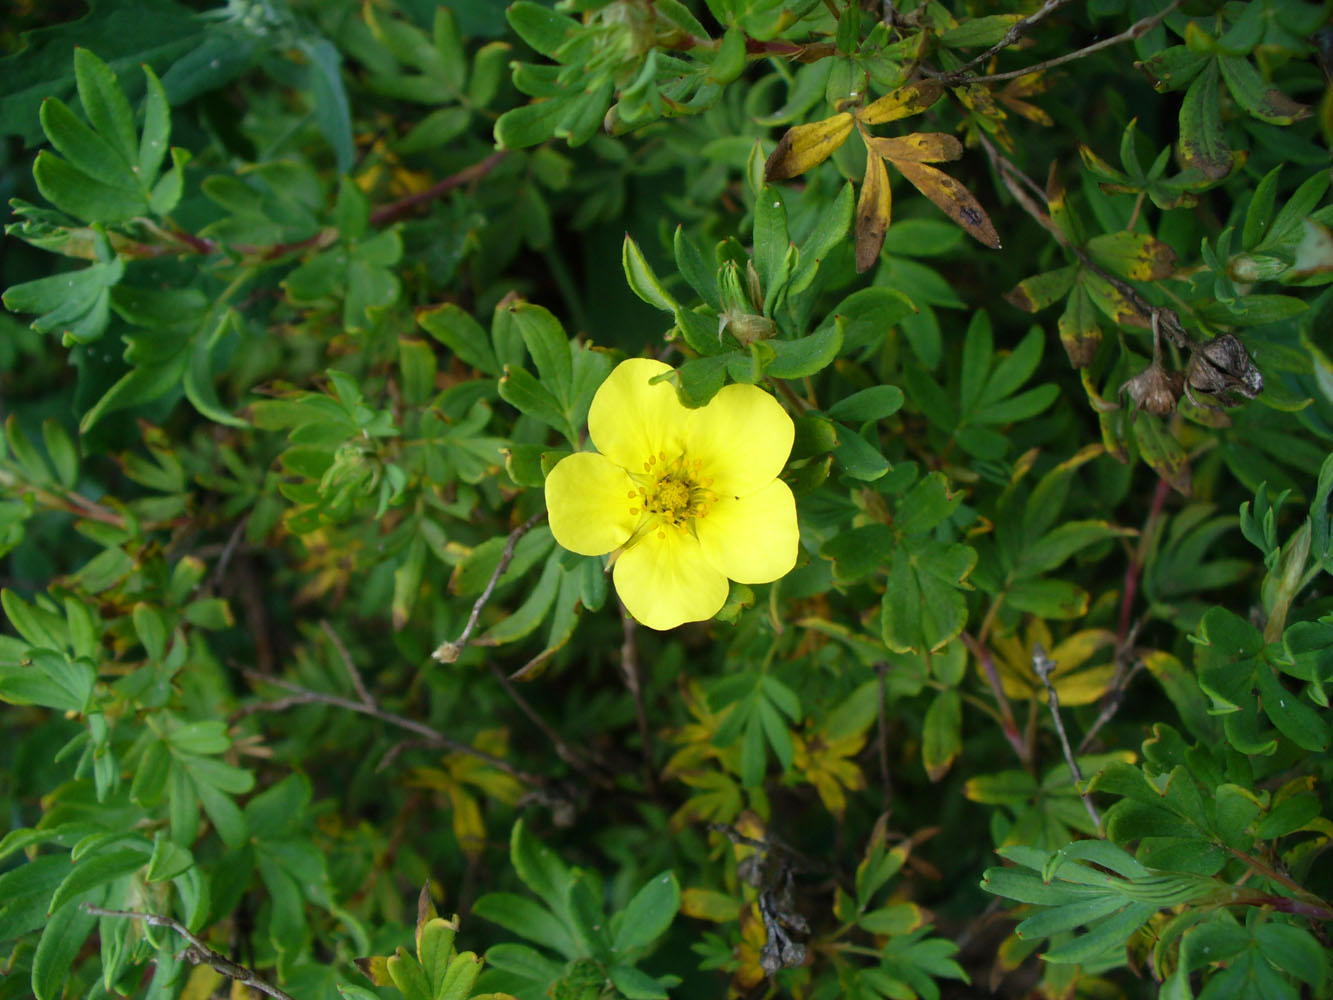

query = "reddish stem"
[1116,475,1171,648]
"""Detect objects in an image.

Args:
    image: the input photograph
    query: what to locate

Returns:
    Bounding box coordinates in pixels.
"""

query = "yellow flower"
[544,358,798,630]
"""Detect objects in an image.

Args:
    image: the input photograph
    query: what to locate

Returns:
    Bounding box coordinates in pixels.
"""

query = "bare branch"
[433,512,546,664]
[489,664,612,785]
[237,669,548,787]
[619,601,656,794]
[83,906,295,1000]
[1031,643,1101,830]
[950,0,1072,78]
[933,0,1183,86]
[962,631,1030,765]
[321,619,376,709]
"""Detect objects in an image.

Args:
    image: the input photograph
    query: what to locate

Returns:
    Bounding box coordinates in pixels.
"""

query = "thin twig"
[1078,656,1146,753]
[874,662,893,808]
[321,619,376,709]
[210,515,250,589]
[370,151,509,226]
[1116,476,1171,650]
[619,602,657,794]
[1031,643,1101,830]
[237,669,547,786]
[977,132,1193,352]
[433,511,546,663]
[489,664,611,784]
[962,632,1030,765]
[83,906,295,1000]
[933,0,1183,86]
[950,0,1072,78]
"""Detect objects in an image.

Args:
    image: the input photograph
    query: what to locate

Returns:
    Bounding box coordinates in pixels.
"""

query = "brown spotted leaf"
[855,152,892,273]
[953,83,1005,119]
[1133,414,1191,495]
[355,955,393,987]
[1005,264,1076,313]
[892,159,1001,249]
[764,113,854,182]
[1179,61,1244,182]
[1083,271,1148,328]
[866,132,962,164]
[1058,283,1101,368]
[1218,55,1310,125]
[857,80,943,125]
[1086,231,1177,281]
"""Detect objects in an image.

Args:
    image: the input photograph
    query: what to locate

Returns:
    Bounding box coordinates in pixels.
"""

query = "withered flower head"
[1185,334,1264,407]
[1119,361,1184,418]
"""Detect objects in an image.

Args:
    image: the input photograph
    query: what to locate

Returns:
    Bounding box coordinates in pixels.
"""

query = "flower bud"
[717,261,776,344]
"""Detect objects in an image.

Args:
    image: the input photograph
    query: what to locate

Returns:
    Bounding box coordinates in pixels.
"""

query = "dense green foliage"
[1,0,1332,998]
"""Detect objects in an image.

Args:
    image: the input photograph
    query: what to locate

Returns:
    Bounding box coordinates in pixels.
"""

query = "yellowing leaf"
[893,159,1001,249]
[858,80,943,125]
[866,132,962,164]
[986,620,1117,706]
[793,730,867,818]
[680,887,742,923]
[855,152,892,273]
[763,113,854,182]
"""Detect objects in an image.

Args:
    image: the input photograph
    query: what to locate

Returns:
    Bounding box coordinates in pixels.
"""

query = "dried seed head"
[1185,334,1264,405]
[1119,361,1184,418]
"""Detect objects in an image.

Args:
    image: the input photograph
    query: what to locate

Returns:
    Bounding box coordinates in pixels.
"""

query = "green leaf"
[1218,55,1309,125]
[607,965,669,1000]
[419,303,500,376]
[39,96,139,190]
[32,885,100,1000]
[41,419,79,487]
[881,539,975,653]
[509,819,574,912]
[623,235,678,314]
[1179,61,1240,182]
[827,386,904,423]
[3,247,124,344]
[767,319,843,378]
[301,39,354,173]
[753,186,790,311]
[613,871,680,954]
[504,302,573,406]
[33,147,147,224]
[507,1,580,58]
[1256,668,1329,751]
[921,689,961,782]
[499,366,570,441]
[49,847,148,914]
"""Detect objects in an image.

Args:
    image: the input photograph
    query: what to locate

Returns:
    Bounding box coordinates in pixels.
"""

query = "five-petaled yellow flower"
[544,358,799,631]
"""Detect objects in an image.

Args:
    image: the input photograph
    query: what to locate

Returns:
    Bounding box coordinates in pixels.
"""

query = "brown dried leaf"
[866,132,962,164]
[857,80,943,125]
[764,113,854,182]
[855,152,892,273]
[893,159,1001,249]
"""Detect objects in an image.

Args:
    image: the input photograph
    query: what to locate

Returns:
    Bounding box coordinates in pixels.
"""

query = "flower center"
[627,452,716,533]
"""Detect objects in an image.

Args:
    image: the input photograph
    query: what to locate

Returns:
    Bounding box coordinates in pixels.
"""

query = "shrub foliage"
[1,0,1332,998]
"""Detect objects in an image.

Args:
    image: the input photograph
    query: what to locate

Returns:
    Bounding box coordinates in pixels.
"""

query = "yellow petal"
[696,480,798,584]
[545,451,637,556]
[587,358,688,471]
[614,526,728,630]
[685,384,794,496]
